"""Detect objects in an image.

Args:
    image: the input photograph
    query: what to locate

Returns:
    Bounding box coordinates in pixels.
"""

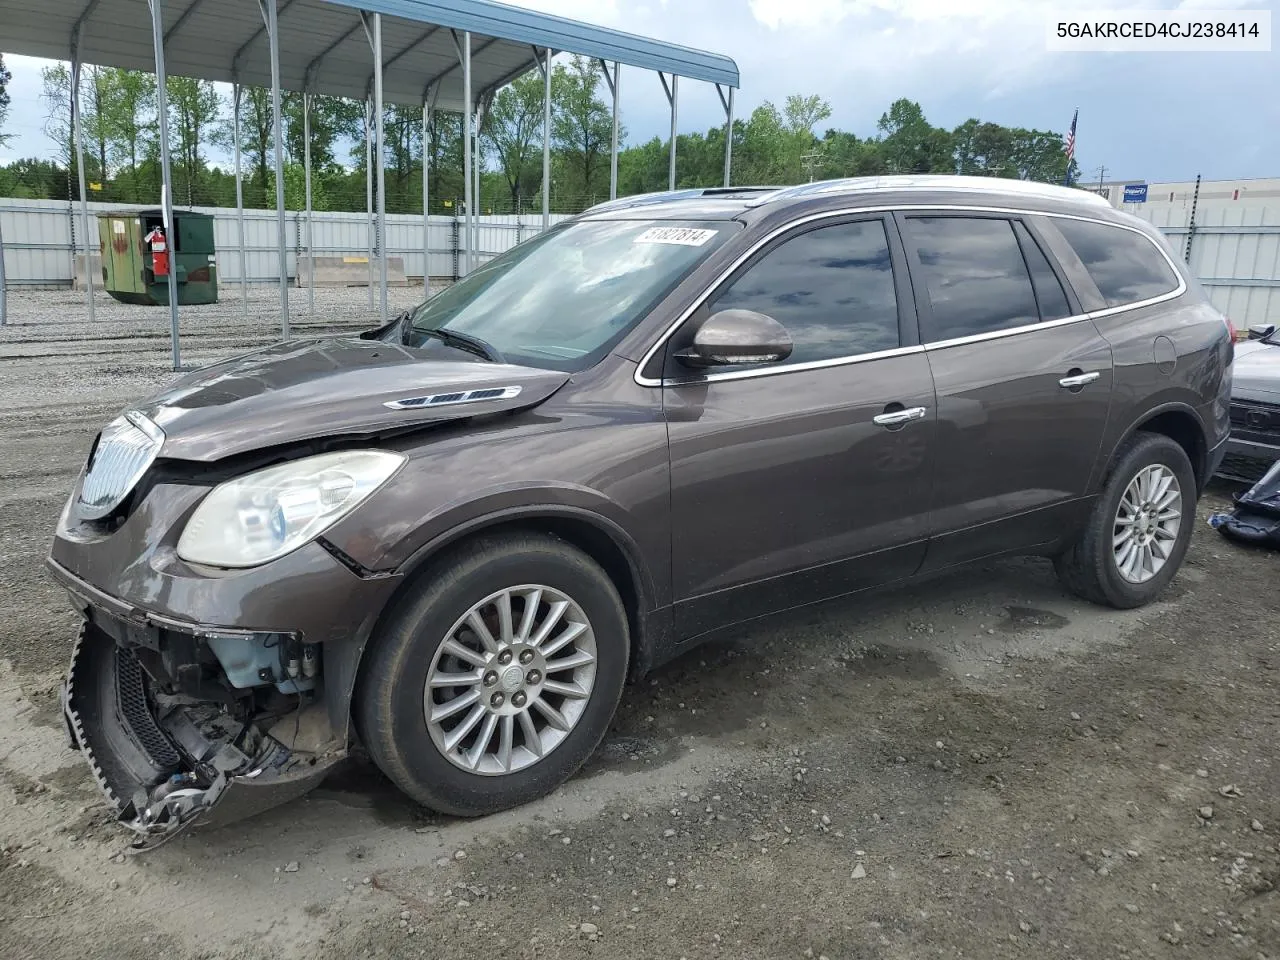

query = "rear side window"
[1052,217,1181,307]
[707,218,900,365]
[1013,222,1072,321]
[901,216,1039,341]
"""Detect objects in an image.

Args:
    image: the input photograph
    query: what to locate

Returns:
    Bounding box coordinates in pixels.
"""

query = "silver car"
[1224,324,1280,478]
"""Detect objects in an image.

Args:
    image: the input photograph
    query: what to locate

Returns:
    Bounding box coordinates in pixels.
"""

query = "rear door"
[895,212,1115,570]
[662,214,937,639]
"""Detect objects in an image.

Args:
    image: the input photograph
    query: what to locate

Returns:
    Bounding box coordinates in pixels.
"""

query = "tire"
[355,533,629,817]
[1054,431,1197,609]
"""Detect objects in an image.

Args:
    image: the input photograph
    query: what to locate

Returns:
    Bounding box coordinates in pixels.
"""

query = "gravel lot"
[1,289,1277,960]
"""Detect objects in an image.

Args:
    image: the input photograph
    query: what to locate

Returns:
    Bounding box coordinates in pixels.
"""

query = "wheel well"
[1134,409,1207,491]
[380,515,648,677]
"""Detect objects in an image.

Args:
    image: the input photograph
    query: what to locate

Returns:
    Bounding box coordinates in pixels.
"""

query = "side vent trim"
[383,385,523,410]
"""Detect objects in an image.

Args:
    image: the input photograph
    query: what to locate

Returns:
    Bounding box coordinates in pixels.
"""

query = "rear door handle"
[1059,371,1102,389]
[873,406,928,427]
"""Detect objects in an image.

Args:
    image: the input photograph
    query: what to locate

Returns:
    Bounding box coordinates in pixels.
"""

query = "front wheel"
[355,533,629,816]
[1055,432,1197,609]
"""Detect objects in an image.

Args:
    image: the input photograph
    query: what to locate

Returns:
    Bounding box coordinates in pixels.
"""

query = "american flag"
[1063,109,1078,163]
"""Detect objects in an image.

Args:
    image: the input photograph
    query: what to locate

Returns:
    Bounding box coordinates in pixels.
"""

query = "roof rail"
[748,175,1113,208]
[581,186,779,216]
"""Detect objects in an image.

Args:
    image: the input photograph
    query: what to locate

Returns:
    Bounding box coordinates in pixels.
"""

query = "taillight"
[1224,314,1237,341]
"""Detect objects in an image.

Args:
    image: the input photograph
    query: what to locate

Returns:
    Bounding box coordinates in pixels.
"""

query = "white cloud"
[748,0,1052,29]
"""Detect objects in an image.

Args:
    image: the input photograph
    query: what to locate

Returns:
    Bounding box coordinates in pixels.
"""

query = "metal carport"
[0,0,740,366]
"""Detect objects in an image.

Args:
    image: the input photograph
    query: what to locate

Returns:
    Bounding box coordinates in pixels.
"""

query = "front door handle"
[873,406,928,427]
[1059,371,1102,389]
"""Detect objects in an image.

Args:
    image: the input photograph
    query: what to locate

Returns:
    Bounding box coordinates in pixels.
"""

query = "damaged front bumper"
[63,619,346,851]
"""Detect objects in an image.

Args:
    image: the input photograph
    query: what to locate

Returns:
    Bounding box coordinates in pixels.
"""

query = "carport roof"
[0,0,740,113]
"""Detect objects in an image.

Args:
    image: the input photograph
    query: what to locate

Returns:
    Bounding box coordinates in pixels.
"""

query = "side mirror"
[674,309,794,368]
[1247,323,1276,340]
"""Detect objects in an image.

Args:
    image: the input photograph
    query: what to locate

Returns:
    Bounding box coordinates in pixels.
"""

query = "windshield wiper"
[414,325,505,363]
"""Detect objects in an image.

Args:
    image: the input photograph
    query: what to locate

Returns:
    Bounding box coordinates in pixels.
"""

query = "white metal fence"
[1115,184,1280,331]
[0,197,571,288]
[2,190,1277,327]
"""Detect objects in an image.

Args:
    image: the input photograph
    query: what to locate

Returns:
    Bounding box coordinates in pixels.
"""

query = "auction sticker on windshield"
[633,227,719,246]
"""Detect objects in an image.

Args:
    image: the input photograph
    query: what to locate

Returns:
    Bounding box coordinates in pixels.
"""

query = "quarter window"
[705,219,901,366]
[1052,217,1180,307]
[902,217,1040,341]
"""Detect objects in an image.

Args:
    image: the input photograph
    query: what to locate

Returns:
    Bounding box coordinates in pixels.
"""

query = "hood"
[1232,339,1280,402]
[134,338,569,461]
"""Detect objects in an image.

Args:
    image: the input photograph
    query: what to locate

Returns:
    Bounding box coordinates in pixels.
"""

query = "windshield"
[406,219,735,371]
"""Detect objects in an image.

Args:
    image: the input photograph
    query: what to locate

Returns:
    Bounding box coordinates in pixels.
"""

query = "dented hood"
[134,338,569,462]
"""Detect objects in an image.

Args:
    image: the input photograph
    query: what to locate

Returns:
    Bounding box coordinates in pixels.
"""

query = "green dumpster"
[98,209,218,306]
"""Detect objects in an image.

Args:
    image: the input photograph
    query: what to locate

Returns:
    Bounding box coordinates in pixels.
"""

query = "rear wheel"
[1055,431,1196,609]
[355,533,628,816]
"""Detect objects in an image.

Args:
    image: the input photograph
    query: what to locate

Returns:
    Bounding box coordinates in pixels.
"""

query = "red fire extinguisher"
[144,226,169,277]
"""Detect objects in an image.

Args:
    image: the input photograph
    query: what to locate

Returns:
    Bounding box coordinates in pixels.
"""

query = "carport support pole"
[722,85,734,187]
[462,31,472,276]
[365,105,374,307]
[69,57,96,323]
[233,83,248,315]
[261,0,290,340]
[608,62,620,201]
[148,0,181,370]
[668,75,678,191]
[303,92,314,315]
[421,98,430,289]
[373,14,388,325]
[542,47,550,231]
[0,211,7,326]
[659,73,678,191]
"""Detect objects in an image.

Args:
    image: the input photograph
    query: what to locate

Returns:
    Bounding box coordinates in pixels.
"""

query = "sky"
[2,0,1277,183]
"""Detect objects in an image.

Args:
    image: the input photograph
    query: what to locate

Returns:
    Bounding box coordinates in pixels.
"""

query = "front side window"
[406,219,735,372]
[1052,217,1181,308]
[902,216,1040,342]
[701,218,901,367]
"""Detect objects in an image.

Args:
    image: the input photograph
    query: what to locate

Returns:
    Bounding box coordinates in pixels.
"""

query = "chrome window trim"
[662,344,925,385]
[634,203,1186,388]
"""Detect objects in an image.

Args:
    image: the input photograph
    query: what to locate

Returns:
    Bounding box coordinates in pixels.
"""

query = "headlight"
[177,450,405,568]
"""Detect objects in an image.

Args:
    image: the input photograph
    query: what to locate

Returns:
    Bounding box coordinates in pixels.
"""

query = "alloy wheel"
[1113,463,1182,584]
[423,585,597,775]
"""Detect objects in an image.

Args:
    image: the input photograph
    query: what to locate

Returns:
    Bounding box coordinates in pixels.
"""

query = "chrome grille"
[78,412,164,520]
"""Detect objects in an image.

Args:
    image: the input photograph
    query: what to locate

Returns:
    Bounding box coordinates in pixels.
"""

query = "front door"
[662,215,937,640]
[895,212,1115,570]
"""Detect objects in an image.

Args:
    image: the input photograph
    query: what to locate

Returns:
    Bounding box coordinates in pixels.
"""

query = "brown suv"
[50,176,1233,845]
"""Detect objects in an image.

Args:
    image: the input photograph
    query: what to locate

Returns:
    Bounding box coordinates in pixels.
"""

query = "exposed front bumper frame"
[61,610,345,851]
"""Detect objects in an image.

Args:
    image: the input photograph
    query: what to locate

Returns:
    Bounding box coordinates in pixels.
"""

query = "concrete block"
[297,255,409,287]
[72,253,104,291]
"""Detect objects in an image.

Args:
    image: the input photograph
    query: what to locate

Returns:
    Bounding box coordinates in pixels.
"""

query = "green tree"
[213,85,275,208]
[81,66,113,189]
[102,69,157,201]
[1008,128,1071,182]
[878,98,952,174]
[482,72,548,205]
[551,56,612,198]
[40,63,73,168]
[167,76,220,204]
[0,54,12,148]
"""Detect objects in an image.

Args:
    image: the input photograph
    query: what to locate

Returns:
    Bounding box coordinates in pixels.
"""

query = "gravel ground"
[1,289,1277,960]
